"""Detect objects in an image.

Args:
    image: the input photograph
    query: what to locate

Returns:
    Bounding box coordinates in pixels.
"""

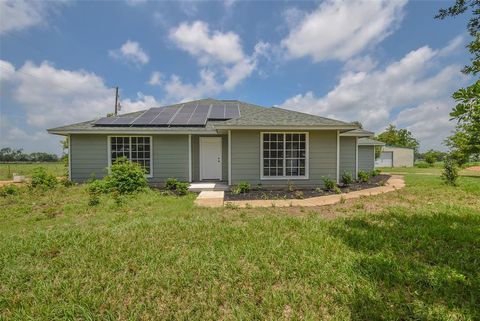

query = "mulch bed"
[224,174,391,201]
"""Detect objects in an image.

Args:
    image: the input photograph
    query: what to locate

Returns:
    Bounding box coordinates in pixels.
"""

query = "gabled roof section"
[47,98,358,135]
[214,103,356,129]
[358,138,385,146]
[340,129,374,137]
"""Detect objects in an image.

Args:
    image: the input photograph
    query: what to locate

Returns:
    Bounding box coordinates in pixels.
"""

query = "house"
[375,146,414,167]
[47,99,381,187]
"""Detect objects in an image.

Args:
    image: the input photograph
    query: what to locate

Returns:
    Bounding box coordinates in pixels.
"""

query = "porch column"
[355,137,359,179]
[228,130,232,186]
[188,134,192,182]
[336,130,340,183]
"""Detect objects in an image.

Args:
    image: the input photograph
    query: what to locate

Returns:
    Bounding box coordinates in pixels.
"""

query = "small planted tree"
[106,157,148,194]
[441,157,459,186]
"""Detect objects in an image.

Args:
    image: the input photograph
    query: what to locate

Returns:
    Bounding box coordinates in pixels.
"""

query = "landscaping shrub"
[415,162,430,168]
[174,181,189,195]
[322,177,336,191]
[165,178,179,191]
[293,190,304,199]
[333,186,342,194]
[341,171,353,186]
[370,169,381,177]
[30,167,58,189]
[164,177,189,195]
[233,182,251,194]
[358,170,370,183]
[441,157,459,186]
[107,158,147,194]
[0,184,19,197]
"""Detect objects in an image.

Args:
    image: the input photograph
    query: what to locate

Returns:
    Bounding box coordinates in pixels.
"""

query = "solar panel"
[131,108,163,125]
[150,105,181,125]
[208,103,225,119]
[170,103,197,125]
[187,103,210,125]
[94,117,117,125]
[112,117,136,125]
[224,102,240,118]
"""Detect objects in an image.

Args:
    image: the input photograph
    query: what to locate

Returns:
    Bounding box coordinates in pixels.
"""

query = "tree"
[351,121,363,129]
[376,124,420,152]
[437,1,480,163]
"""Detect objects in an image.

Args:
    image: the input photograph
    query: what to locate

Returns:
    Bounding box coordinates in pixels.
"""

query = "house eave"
[47,129,219,135]
[213,125,358,130]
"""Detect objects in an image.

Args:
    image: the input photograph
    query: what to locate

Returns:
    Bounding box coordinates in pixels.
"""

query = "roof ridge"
[271,106,353,125]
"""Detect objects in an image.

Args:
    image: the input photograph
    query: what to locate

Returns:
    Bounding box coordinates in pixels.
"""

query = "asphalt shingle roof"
[48,98,357,134]
[358,138,385,146]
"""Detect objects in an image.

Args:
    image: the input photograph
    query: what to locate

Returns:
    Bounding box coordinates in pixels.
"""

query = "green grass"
[0,162,65,180]
[1,174,479,320]
[379,165,480,177]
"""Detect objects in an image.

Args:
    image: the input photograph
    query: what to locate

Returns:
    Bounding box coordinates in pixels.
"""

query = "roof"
[47,98,358,135]
[358,138,386,146]
[340,129,374,137]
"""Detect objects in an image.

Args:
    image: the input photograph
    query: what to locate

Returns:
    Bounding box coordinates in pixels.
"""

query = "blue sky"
[0,0,471,154]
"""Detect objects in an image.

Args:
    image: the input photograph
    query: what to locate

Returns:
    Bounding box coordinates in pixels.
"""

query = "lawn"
[1,172,479,320]
[378,164,480,177]
[0,162,65,180]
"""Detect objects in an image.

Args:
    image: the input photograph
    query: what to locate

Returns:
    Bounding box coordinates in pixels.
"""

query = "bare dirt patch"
[466,166,480,172]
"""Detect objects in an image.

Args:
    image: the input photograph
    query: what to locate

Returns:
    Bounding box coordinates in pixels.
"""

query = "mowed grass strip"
[0,162,65,180]
[0,174,479,320]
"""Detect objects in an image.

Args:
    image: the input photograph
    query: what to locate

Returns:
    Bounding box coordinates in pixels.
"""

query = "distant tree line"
[0,148,59,162]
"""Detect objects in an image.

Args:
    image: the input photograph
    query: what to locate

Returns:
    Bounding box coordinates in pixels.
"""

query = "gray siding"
[358,145,375,172]
[191,134,228,182]
[151,135,189,183]
[70,134,109,181]
[230,130,337,187]
[340,136,356,178]
[70,134,189,183]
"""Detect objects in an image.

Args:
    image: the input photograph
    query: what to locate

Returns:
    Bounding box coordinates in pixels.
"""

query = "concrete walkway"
[194,191,225,207]
[194,175,405,208]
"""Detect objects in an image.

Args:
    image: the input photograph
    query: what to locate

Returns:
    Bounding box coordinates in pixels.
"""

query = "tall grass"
[1,175,479,320]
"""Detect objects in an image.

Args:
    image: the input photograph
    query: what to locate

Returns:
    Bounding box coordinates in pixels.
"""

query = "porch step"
[188,182,229,192]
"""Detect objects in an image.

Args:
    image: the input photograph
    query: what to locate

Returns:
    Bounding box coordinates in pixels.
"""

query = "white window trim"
[107,135,154,178]
[260,132,309,180]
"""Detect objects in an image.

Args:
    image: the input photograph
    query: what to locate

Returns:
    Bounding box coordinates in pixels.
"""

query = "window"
[110,136,152,175]
[262,132,308,179]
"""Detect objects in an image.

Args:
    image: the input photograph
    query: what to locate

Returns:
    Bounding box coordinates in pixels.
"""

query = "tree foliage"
[437,1,480,163]
[376,125,420,152]
[0,148,59,162]
[436,0,480,75]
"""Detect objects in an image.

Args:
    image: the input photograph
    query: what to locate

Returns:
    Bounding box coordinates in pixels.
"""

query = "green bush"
[358,170,370,183]
[0,184,19,197]
[87,179,111,194]
[165,178,179,191]
[370,169,381,177]
[441,157,459,186]
[174,181,189,195]
[164,177,189,195]
[341,171,353,186]
[106,158,147,194]
[424,153,436,166]
[232,182,251,195]
[333,186,342,194]
[415,162,430,168]
[30,167,58,189]
[322,177,336,191]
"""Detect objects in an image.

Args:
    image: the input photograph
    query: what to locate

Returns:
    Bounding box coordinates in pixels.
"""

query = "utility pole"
[114,86,119,116]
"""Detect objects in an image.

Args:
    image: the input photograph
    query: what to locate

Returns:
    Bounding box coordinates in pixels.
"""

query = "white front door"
[200,137,222,180]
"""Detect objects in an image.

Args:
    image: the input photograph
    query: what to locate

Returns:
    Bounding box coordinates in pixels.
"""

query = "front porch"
[188,181,229,192]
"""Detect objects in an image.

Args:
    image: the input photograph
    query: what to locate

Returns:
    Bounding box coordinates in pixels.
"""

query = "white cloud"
[148,71,163,85]
[278,38,467,151]
[0,0,65,35]
[281,0,407,62]
[164,21,269,101]
[109,40,149,65]
[0,59,162,152]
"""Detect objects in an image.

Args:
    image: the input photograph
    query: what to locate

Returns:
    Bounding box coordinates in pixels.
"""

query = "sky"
[0,0,472,154]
